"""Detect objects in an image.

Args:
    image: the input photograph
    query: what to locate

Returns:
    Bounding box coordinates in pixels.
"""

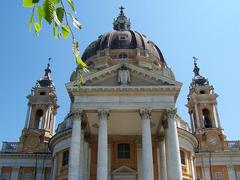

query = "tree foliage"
[23,0,88,73]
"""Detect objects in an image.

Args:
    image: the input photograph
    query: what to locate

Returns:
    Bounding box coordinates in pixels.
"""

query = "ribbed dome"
[81,7,166,68]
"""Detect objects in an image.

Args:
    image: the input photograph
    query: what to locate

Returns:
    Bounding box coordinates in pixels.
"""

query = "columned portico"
[140,109,154,180]
[165,108,182,180]
[52,155,57,180]
[97,109,109,180]
[68,111,83,180]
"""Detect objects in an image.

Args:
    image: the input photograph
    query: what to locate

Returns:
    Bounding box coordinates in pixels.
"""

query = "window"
[180,150,186,165]
[118,53,128,59]
[202,108,212,128]
[39,91,46,95]
[118,34,128,40]
[23,173,32,180]
[215,172,223,180]
[62,150,69,166]
[237,172,240,180]
[1,173,10,180]
[117,143,130,159]
[34,109,43,129]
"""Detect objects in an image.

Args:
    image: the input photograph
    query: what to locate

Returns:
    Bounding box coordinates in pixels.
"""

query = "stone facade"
[0,8,240,180]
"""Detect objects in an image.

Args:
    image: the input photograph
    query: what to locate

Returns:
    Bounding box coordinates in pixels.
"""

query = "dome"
[81,7,166,69]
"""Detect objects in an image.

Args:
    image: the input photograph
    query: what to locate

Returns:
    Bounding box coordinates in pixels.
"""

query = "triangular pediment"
[75,63,181,87]
[112,165,137,175]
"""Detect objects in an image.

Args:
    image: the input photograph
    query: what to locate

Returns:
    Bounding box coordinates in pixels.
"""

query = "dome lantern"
[113,6,131,31]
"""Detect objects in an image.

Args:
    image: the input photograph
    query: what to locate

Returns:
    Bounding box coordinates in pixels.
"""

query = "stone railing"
[224,141,240,151]
[56,115,73,133]
[1,142,18,152]
[177,119,191,132]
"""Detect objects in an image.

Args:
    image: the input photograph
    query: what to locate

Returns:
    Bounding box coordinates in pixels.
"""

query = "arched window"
[202,109,212,128]
[180,150,186,165]
[34,109,43,129]
[62,150,69,166]
[118,52,128,59]
[117,143,130,159]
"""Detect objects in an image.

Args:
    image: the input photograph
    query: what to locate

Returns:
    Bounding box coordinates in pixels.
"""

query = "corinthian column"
[68,111,83,180]
[165,108,182,180]
[97,109,109,180]
[140,109,154,180]
[159,136,167,180]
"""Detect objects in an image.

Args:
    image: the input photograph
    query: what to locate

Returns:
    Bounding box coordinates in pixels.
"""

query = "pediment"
[77,63,181,87]
[112,166,137,175]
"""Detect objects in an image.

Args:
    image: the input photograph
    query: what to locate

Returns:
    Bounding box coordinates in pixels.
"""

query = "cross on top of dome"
[119,6,125,16]
[113,6,131,31]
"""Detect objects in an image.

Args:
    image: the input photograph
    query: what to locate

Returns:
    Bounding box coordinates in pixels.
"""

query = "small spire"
[113,6,131,31]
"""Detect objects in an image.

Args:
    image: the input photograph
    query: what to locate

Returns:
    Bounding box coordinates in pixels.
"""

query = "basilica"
[0,8,240,180]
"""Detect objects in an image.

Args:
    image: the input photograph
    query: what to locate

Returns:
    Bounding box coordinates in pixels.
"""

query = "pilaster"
[10,167,20,180]
[227,165,236,180]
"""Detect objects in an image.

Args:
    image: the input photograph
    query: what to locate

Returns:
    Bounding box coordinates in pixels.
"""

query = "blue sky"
[0,0,239,144]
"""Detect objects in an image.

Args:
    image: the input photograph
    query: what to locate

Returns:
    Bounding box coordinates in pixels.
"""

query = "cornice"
[48,129,72,151]
[0,152,52,159]
[195,150,240,157]
[177,128,198,148]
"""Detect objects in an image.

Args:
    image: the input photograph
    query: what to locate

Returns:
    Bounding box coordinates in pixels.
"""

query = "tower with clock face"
[186,59,225,152]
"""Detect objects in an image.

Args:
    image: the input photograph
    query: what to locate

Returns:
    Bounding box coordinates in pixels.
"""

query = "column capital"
[98,109,110,120]
[139,108,151,120]
[166,108,177,120]
[69,110,83,121]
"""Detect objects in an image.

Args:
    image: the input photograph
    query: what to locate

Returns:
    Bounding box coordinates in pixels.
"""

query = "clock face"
[208,136,217,145]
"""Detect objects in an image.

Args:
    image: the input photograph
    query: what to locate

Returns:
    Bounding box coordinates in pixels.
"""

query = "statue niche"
[118,65,131,85]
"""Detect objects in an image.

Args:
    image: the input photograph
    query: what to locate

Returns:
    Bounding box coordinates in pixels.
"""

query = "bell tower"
[186,57,225,151]
[18,63,58,153]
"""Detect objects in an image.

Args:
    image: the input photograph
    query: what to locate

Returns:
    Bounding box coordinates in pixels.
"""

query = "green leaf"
[67,0,75,12]
[42,0,55,24]
[53,23,58,38]
[32,0,40,3]
[61,25,70,39]
[28,14,34,31]
[37,6,43,26]
[34,22,41,34]
[56,7,64,23]
[54,0,60,4]
[74,55,87,68]
[23,0,34,7]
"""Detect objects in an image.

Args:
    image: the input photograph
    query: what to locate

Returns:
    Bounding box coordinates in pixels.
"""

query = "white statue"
[118,65,131,85]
